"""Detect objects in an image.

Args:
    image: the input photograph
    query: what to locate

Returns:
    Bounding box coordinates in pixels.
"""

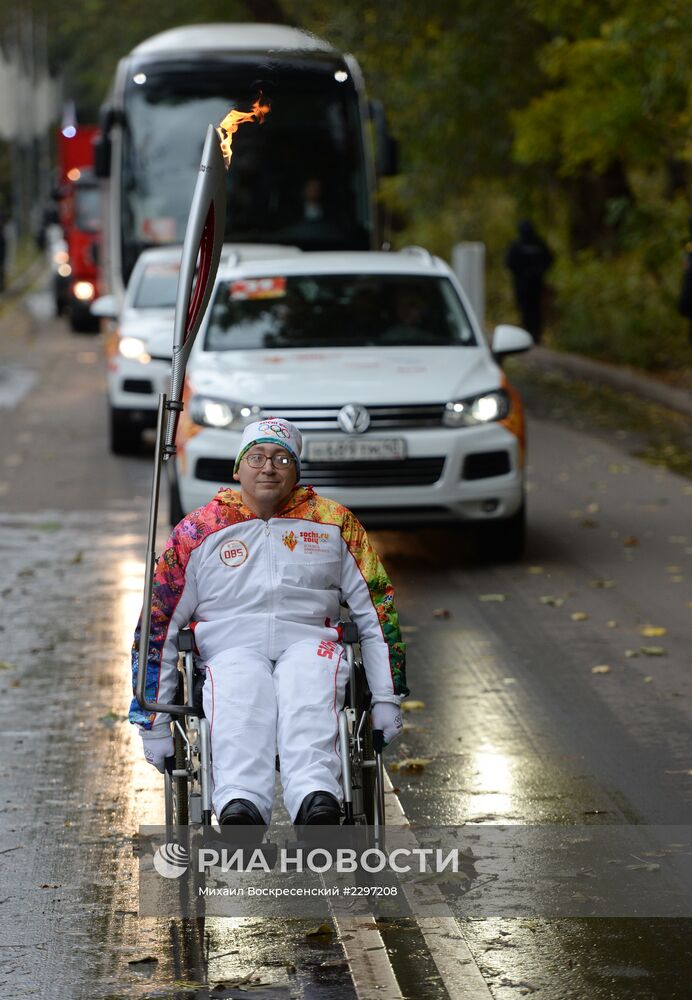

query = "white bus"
[95,23,396,300]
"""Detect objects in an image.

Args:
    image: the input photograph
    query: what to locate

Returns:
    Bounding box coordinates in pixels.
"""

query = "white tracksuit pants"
[203,638,349,823]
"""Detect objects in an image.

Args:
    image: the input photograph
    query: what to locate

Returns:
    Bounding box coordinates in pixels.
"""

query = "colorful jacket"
[130,485,408,729]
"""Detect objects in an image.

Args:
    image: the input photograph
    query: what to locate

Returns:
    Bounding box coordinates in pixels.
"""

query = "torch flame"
[216,95,271,170]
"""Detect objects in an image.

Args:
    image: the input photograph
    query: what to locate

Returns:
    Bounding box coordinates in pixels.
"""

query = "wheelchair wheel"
[361,715,376,826]
[173,723,189,826]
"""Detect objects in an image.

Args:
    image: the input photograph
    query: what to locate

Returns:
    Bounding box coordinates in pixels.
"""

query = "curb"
[515,345,692,420]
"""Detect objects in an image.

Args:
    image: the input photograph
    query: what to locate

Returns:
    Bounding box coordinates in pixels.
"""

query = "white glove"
[371,702,403,747]
[140,723,173,773]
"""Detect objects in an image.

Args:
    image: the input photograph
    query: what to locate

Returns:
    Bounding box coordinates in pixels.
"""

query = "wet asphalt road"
[1,283,691,999]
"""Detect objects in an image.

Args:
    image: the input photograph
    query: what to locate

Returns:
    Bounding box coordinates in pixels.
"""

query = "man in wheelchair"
[130,417,408,832]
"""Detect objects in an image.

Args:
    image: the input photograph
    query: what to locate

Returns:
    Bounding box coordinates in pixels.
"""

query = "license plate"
[306,438,407,462]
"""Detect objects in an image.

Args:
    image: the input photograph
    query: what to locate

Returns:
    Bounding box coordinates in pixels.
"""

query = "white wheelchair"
[147,621,386,841]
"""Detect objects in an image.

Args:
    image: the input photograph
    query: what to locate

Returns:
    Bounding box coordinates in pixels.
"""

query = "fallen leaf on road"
[640,646,666,656]
[590,579,615,589]
[571,612,588,621]
[625,650,639,658]
[623,535,639,547]
[639,625,667,637]
[626,857,660,873]
[432,608,450,618]
[643,676,653,683]
[0,661,14,670]
[539,596,565,606]
[591,665,611,674]
[606,620,618,628]
[586,502,600,514]
[389,758,432,773]
[665,769,692,776]
[401,700,425,712]
[70,551,83,565]
[580,518,598,529]
[478,594,508,602]
[527,566,545,574]
[306,923,334,938]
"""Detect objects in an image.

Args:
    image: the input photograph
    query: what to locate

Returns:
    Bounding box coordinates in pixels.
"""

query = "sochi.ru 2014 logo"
[282,530,298,551]
[153,842,189,879]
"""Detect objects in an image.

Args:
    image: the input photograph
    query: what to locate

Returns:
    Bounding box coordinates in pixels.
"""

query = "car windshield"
[204,274,476,351]
[131,262,180,309]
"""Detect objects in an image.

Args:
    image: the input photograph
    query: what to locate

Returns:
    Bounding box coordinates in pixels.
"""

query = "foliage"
[5,0,690,371]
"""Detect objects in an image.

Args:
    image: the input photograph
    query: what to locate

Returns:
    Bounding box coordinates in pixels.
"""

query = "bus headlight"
[189,397,260,430]
[443,390,509,427]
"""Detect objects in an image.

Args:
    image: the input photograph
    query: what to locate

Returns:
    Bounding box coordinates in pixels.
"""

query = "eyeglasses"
[245,452,294,470]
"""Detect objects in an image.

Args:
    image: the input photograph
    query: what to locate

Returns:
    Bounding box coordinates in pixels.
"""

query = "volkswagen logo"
[338,404,370,434]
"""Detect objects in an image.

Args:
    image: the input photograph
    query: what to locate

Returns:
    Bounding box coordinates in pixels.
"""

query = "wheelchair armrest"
[341,621,359,644]
[177,626,195,652]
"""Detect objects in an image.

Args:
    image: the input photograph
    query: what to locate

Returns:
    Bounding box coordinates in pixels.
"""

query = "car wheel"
[168,462,185,526]
[109,408,141,456]
[482,500,526,563]
[70,310,99,334]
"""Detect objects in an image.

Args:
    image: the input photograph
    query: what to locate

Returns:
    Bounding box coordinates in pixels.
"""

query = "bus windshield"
[75,184,101,233]
[121,60,370,280]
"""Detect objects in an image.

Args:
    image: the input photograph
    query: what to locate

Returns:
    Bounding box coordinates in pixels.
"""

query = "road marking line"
[336,914,405,1000]
[384,774,495,999]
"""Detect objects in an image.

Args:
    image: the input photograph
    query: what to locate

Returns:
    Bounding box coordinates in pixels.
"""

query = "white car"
[172,249,533,556]
[93,246,180,454]
[93,244,301,455]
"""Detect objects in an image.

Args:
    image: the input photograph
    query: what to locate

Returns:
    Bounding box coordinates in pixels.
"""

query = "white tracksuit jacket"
[130,484,408,729]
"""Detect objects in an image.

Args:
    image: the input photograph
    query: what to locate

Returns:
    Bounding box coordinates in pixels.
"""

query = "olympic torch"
[136,99,270,716]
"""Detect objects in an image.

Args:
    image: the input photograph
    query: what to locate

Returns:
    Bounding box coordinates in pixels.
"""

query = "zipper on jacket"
[263,519,273,652]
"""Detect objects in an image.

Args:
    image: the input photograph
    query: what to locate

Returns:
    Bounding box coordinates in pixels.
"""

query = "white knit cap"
[234,417,303,477]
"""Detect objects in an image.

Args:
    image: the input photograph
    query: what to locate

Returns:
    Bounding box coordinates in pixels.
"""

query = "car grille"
[462,451,511,480]
[195,457,445,488]
[257,404,446,430]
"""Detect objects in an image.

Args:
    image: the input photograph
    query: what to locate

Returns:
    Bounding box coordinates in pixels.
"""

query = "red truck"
[55,125,101,332]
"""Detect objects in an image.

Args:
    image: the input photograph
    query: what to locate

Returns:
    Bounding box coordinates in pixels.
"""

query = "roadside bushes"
[549,247,689,372]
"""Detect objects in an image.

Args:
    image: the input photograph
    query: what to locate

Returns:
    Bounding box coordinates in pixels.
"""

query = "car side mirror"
[491,324,533,359]
[91,294,118,319]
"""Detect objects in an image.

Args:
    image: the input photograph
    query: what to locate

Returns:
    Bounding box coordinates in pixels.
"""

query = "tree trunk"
[565,160,633,254]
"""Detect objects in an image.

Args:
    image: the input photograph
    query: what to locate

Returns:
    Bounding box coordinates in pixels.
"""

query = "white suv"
[172,249,533,556]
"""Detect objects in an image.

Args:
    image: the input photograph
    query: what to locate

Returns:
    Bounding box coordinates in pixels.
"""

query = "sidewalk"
[515,345,692,420]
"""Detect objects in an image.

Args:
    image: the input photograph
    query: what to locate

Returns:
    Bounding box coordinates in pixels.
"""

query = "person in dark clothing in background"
[505,220,554,342]
[677,216,692,347]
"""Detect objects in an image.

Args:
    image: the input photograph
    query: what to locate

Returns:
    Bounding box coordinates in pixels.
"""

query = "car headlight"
[189,396,261,430]
[119,336,150,362]
[443,389,510,427]
[73,280,96,301]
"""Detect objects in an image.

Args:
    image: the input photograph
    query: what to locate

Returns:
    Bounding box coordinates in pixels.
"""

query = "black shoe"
[219,798,265,826]
[295,791,341,826]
